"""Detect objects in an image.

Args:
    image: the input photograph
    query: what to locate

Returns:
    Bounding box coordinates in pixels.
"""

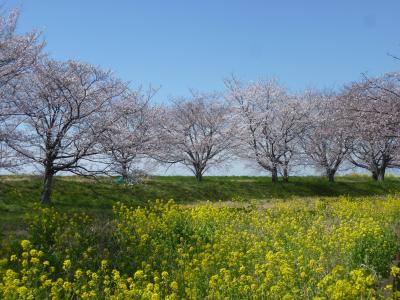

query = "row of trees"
[0,10,399,204]
[225,75,400,183]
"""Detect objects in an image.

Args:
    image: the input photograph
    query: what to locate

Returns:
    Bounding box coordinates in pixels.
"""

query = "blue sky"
[6,0,400,102]
[6,0,400,175]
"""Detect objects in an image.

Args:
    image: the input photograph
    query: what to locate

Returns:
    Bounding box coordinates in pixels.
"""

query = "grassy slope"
[1,174,400,238]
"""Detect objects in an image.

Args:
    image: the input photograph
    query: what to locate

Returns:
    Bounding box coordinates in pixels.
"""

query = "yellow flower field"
[1,197,400,299]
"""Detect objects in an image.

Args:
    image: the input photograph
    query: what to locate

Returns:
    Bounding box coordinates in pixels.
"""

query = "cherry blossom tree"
[342,74,400,181]
[8,59,127,204]
[0,9,43,170]
[225,77,306,183]
[300,90,352,182]
[349,136,399,181]
[99,87,160,182]
[275,96,308,182]
[157,91,237,181]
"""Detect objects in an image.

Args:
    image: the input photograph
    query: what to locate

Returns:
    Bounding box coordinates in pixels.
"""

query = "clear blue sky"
[6,0,400,102]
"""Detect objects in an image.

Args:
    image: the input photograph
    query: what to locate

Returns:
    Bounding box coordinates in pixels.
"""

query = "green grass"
[1,174,400,239]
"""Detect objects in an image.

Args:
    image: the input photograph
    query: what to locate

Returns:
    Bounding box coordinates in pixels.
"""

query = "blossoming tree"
[0,9,43,170]
[157,91,237,181]
[9,59,127,203]
[300,90,352,182]
[99,87,160,182]
[342,74,400,181]
[225,77,306,182]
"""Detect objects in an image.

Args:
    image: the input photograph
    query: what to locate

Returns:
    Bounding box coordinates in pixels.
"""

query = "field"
[1,175,400,299]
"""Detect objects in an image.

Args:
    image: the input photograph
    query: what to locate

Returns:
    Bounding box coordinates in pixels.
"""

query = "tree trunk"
[271,166,278,183]
[41,170,54,205]
[195,172,203,182]
[377,168,385,181]
[283,166,289,183]
[121,163,129,182]
[326,169,336,183]
[371,168,385,181]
